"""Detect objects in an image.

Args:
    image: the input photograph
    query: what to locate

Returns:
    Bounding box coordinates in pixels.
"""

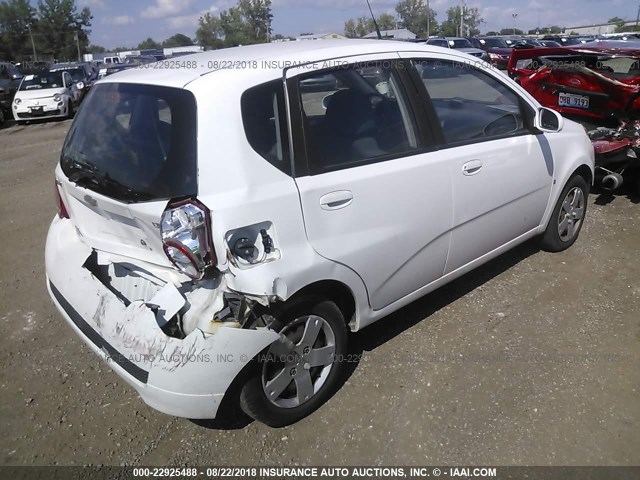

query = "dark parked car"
[49,62,98,101]
[0,62,22,125]
[96,63,138,80]
[423,37,490,62]
[539,40,562,47]
[15,60,51,75]
[467,37,512,69]
[123,55,157,65]
[542,35,595,46]
[513,38,544,48]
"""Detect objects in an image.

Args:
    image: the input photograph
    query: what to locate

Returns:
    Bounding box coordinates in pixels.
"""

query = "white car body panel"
[442,135,552,272]
[56,166,174,267]
[45,40,595,419]
[293,153,452,311]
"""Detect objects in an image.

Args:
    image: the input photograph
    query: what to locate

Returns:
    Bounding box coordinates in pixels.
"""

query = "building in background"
[296,33,347,41]
[83,45,203,63]
[363,28,416,40]
[566,21,639,35]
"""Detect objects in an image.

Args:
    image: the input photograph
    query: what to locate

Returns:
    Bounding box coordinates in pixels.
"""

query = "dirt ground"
[0,119,638,467]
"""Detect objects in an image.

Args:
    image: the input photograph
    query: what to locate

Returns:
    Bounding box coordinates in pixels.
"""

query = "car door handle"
[319,191,353,211]
[462,160,483,176]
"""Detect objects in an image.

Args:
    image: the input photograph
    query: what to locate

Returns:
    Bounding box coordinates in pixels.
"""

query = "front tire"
[239,297,348,427]
[67,101,73,119]
[541,174,589,252]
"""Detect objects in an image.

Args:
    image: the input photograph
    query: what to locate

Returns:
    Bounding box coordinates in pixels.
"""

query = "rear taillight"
[56,183,70,219]
[160,199,216,279]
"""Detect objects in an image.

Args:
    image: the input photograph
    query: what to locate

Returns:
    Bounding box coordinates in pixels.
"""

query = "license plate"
[558,92,589,109]
[30,106,44,115]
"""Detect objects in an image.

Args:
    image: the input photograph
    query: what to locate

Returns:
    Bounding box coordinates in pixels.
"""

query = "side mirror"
[534,107,563,133]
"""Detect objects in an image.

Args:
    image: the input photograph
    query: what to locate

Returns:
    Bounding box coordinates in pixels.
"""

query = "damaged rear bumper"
[45,216,280,419]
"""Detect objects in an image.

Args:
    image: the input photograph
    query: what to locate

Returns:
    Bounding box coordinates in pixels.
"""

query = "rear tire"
[239,296,348,427]
[541,174,589,252]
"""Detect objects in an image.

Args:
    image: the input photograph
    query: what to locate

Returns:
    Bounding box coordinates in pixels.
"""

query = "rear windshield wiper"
[67,167,152,202]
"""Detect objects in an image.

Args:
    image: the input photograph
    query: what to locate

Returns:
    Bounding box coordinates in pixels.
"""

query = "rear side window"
[298,62,419,174]
[241,80,291,175]
[61,83,197,202]
[412,60,528,144]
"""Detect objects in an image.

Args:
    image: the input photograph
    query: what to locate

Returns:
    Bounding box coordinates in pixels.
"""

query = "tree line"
[0,0,91,61]
[344,0,484,39]
[3,0,637,62]
[95,34,196,54]
[195,0,272,49]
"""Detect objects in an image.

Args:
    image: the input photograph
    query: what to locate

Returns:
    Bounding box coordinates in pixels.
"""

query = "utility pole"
[74,31,81,62]
[512,12,518,35]
[459,1,465,37]
[426,0,430,38]
[28,24,37,61]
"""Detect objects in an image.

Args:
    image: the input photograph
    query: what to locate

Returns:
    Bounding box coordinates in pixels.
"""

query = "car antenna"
[365,0,383,40]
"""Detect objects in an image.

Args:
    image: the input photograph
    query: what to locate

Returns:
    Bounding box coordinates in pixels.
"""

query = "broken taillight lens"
[56,183,70,219]
[160,200,216,279]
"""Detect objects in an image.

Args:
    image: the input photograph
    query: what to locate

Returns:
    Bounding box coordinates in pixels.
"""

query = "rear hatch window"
[61,82,197,203]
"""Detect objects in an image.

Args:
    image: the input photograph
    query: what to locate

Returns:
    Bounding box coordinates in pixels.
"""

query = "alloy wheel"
[557,186,585,242]
[261,315,336,408]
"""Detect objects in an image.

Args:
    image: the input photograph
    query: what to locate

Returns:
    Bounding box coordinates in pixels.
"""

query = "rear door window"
[297,61,419,174]
[241,80,290,175]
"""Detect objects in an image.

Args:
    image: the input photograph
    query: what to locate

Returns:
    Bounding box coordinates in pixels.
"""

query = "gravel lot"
[0,119,638,466]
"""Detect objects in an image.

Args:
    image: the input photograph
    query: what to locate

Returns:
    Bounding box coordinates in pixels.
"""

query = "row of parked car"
[0,61,96,125]
[410,34,601,70]
[0,56,158,126]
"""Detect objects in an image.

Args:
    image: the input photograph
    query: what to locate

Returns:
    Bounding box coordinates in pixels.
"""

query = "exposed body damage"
[508,47,640,191]
[588,121,640,191]
[46,215,281,419]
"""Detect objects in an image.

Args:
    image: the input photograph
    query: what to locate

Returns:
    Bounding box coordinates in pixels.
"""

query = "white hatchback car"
[13,70,80,123]
[46,41,594,427]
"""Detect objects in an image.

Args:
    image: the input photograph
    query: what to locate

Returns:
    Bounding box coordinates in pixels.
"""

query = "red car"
[508,45,640,192]
[508,46,640,120]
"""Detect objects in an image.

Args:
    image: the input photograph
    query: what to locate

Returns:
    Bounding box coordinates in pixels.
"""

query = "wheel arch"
[541,146,594,234]
[285,279,357,331]
[573,163,593,186]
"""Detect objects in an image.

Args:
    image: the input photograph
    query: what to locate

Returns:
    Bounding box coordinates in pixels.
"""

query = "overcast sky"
[70,0,638,48]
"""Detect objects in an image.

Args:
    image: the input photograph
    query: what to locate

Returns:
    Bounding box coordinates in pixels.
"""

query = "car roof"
[50,63,88,70]
[100,39,454,88]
